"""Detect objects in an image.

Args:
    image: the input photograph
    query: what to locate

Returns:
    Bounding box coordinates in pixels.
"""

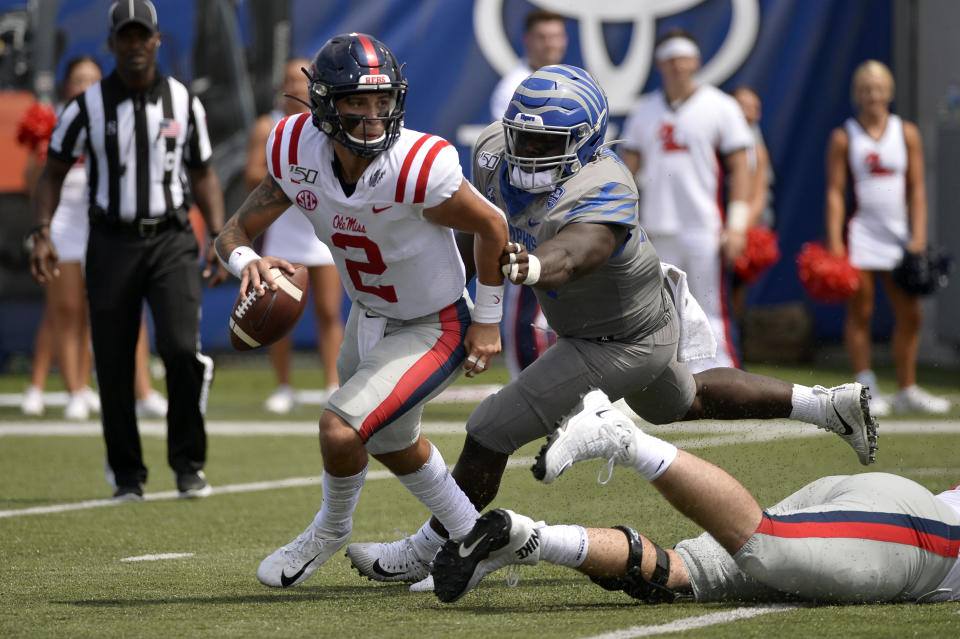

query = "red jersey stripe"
[414,140,453,204]
[355,34,381,75]
[755,515,960,558]
[395,133,433,202]
[271,116,291,180]
[287,113,309,167]
[358,304,463,440]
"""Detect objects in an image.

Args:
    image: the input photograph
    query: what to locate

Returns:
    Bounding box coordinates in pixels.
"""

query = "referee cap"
[109,0,158,34]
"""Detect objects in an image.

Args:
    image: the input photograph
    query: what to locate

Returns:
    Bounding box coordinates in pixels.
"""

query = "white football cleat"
[432,509,541,603]
[814,383,878,465]
[409,574,434,592]
[532,389,634,484]
[264,385,296,414]
[346,537,431,583]
[893,386,951,415]
[257,526,350,588]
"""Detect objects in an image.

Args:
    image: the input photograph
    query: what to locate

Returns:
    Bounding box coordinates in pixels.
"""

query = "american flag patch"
[159,119,181,139]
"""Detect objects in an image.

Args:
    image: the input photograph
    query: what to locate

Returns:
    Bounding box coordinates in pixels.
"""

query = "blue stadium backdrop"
[3,0,893,353]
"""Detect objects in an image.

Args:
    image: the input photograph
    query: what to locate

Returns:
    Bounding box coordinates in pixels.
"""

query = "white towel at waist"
[660,262,717,362]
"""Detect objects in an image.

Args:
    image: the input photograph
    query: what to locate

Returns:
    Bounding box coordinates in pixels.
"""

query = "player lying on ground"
[430,389,960,604]
[345,65,880,591]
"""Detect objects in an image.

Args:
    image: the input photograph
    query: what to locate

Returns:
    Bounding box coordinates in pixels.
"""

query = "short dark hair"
[655,28,698,48]
[525,9,565,33]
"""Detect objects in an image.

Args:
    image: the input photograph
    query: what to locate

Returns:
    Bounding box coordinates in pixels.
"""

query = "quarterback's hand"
[239,255,296,297]
[29,231,60,284]
[202,240,228,286]
[721,229,747,264]
[462,323,501,378]
[499,242,530,284]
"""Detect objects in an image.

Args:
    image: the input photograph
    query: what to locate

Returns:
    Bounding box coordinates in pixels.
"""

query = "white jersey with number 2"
[266,113,466,320]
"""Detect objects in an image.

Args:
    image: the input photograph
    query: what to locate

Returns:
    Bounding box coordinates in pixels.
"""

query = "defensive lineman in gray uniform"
[345,65,878,587]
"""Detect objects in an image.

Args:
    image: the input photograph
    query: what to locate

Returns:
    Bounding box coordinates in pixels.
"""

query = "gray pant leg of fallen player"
[680,473,959,603]
[466,315,688,454]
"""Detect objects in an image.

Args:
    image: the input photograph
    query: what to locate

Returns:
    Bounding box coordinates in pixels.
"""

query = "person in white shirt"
[825,60,950,416]
[432,390,960,605]
[216,33,509,589]
[620,29,752,372]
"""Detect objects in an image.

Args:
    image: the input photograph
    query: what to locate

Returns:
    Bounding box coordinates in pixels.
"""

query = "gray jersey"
[472,124,666,339]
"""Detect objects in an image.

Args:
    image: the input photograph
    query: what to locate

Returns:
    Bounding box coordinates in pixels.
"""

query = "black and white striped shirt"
[48,71,212,221]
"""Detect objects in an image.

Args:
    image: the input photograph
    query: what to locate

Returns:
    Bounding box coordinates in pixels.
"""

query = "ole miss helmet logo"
[296,190,318,210]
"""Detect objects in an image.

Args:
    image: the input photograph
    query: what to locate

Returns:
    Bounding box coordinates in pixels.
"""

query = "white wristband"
[726,200,749,233]
[226,246,262,278]
[473,283,505,324]
[524,254,541,285]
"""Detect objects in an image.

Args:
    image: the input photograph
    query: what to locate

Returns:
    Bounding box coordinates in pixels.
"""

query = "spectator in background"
[619,29,752,372]
[729,86,775,320]
[489,8,567,377]
[825,60,950,416]
[244,57,344,414]
[19,56,166,420]
[29,1,226,501]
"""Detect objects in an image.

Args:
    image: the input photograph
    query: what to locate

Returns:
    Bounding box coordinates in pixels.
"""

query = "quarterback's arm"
[903,120,928,253]
[824,127,849,257]
[502,222,627,289]
[215,173,293,295]
[423,179,508,288]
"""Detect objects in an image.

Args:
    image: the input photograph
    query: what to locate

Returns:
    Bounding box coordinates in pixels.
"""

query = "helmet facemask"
[503,114,596,192]
[309,80,406,158]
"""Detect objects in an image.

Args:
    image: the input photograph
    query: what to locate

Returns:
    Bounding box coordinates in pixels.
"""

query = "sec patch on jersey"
[229,265,308,351]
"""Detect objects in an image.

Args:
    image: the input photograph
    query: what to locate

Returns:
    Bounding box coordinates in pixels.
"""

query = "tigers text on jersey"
[844,114,909,236]
[621,85,753,235]
[471,123,666,340]
[266,114,465,320]
[48,71,211,221]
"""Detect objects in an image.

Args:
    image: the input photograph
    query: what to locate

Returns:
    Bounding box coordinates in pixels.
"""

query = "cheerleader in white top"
[244,58,344,414]
[825,60,950,415]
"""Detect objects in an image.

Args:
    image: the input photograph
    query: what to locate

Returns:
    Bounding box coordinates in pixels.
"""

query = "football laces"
[234,289,259,319]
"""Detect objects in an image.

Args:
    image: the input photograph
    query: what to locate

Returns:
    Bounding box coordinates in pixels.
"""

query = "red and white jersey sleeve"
[266,117,466,320]
[621,85,752,235]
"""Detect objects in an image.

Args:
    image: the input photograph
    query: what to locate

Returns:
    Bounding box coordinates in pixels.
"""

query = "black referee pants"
[85,221,212,488]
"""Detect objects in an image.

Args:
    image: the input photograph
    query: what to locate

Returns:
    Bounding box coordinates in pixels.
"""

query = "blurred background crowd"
[0,0,957,404]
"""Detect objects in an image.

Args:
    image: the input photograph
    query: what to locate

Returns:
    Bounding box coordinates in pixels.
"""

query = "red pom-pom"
[16,102,57,150]
[796,241,860,303]
[734,227,781,283]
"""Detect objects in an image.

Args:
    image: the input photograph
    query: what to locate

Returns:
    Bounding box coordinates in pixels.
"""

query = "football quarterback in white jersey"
[216,33,509,589]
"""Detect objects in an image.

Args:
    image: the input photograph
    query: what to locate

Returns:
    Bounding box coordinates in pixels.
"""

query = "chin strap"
[589,526,690,604]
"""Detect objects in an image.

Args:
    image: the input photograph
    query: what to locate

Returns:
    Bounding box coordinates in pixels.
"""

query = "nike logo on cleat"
[280,553,321,587]
[371,559,406,578]
[832,407,855,435]
[458,534,487,558]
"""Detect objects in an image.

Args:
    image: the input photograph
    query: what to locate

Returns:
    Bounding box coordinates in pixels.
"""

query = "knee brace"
[589,526,685,604]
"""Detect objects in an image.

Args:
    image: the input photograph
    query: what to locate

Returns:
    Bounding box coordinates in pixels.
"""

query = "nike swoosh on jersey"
[458,534,487,558]
[279,552,322,587]
[372,205,392,213]
[832,407,855,435]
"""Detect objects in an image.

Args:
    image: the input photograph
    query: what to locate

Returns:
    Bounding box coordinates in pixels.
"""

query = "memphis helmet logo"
[473,0,760,116]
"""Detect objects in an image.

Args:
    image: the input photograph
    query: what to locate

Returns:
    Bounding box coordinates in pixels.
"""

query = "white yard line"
[120,553,195,562]
[581,605,799,638]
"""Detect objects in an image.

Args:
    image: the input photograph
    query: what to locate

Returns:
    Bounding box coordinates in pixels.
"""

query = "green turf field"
[1,360,958,638]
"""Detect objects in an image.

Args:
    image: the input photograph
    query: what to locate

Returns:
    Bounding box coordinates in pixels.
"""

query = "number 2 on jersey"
[330,233,398,303]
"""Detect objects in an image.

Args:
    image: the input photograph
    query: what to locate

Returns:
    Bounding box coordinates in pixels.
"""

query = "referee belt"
[89,208,186,238]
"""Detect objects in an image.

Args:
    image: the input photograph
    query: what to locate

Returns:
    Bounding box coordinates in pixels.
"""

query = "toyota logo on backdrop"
[473,0,760,116]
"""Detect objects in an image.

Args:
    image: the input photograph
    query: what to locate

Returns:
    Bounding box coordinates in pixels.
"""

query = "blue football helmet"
[307,33,407,157]
[502,64,609,192]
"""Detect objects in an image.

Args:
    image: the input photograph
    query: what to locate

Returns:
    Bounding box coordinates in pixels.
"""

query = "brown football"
[229,264,309,350]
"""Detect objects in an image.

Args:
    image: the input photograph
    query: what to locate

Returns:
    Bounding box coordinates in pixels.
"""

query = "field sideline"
[1,362,958,637]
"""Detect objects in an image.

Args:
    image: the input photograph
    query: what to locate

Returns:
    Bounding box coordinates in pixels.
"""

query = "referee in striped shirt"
[28,0,225,501]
